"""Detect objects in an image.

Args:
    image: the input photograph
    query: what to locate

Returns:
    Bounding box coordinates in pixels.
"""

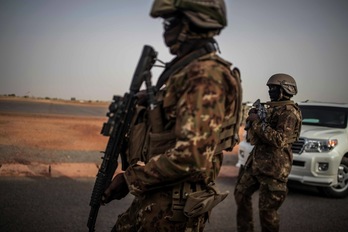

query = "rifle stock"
[87,45,157,231]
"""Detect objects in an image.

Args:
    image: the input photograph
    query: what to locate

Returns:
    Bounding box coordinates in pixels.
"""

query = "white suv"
[237,101,348,198]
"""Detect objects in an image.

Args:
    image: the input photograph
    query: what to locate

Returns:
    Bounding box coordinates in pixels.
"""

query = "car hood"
[300,125,345,139]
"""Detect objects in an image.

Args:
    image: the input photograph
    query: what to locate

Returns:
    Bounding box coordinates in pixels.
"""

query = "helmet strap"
[279,88,292,101]
[167,19,189,55]
[278,88,284,101]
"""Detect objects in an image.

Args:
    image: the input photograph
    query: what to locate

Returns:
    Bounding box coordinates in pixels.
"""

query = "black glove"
[245,108,259,130]
[246,112,259,122]
[102,173,129,204]
[135,90,148,106]
[248,108,258,115]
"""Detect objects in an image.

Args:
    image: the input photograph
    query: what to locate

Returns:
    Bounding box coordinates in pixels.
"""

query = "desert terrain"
[0,97,241,177]
[0,97,111,176]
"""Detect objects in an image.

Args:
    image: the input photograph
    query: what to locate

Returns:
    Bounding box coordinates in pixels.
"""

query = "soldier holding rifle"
[234,74,302,232]
[92,1,243,231]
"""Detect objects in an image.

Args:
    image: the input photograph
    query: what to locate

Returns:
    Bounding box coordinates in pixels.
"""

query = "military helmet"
[266,73,298,95]
[150,0,227,29]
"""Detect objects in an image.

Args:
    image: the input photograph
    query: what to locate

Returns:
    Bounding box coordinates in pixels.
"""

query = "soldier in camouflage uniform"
[234,73,302,232]
[102,0,243,231]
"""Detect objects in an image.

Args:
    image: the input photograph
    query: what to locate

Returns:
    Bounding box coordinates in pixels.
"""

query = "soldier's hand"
[136,90,148,106]
[102,173,129,204]
[248,108,258,115]
[246,112,259,122]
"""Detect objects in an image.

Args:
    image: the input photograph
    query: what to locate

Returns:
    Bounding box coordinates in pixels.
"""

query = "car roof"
[298,100,348,109]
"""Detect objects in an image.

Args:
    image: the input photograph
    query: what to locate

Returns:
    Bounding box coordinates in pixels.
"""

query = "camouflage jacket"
[249,100,302,182]
[124,52,242,195]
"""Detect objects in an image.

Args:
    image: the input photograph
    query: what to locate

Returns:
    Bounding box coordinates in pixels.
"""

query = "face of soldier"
[268,85,281,101]
[162,16,183,54]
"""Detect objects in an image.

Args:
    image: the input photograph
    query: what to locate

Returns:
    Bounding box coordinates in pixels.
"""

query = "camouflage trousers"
[234,169,288,232]
[112,188,206,232]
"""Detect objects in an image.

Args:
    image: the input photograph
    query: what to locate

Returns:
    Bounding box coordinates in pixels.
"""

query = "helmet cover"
[266,73,298,95]
[150,0,227,29]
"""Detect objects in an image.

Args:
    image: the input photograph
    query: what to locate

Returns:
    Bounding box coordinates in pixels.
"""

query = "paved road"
[1,176,348,232]
[0,98,108,117]
[1,98,348,231]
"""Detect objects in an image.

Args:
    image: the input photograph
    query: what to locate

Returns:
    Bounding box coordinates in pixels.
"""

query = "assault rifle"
[245,99,267,130]
[87,45,157,231]
[253,99,267,130]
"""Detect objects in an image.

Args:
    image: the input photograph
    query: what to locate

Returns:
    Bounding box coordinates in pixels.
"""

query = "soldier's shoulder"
[197,53,232,68]
[183,54,230,79]
[284,104,302,120]
[285,103,301,112]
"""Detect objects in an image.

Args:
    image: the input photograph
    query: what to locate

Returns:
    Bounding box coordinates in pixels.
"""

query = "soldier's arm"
[251,109,298,148]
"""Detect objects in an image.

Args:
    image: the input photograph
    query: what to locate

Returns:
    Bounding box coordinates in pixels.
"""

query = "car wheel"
[318,157,348,198]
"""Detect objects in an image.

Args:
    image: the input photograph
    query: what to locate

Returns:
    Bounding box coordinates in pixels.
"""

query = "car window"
[300,106,347,128]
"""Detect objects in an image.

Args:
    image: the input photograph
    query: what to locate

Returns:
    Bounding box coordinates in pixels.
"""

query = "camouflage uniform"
[112,51,241,231]
[234,100,302,232]
[104,1,242,231]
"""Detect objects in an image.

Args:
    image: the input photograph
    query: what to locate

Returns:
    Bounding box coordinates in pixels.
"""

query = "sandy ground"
[1,113,107,151]
[0,111,110,177]
[0,105,242,177]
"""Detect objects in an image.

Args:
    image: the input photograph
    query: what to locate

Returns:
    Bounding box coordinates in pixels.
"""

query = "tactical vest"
[126,48,242,166]
[126,48,242,228]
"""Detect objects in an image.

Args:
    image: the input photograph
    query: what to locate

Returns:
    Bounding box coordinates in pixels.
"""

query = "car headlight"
[304,139,338,152]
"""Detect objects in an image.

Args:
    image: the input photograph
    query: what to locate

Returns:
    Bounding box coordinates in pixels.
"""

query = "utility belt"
[170,182,229,222]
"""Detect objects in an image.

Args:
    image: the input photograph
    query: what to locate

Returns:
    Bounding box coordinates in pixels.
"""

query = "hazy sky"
[1,0,347,103]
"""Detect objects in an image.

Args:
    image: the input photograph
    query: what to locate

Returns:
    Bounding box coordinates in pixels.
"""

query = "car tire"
[318,156,348,198]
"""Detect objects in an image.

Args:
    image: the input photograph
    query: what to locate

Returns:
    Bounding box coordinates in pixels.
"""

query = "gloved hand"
[136,90,148,106]
[102,173,129,204]
[246,112,259,122]
[244,108,259,130]
[248,108,258,115]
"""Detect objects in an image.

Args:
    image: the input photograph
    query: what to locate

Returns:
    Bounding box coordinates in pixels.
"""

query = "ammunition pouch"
[147,130,176,159]
[184,184,229,218]
[215,116,239,155]
[170,182,229,222]
[128,103,176,163]
[128,106,148,164]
